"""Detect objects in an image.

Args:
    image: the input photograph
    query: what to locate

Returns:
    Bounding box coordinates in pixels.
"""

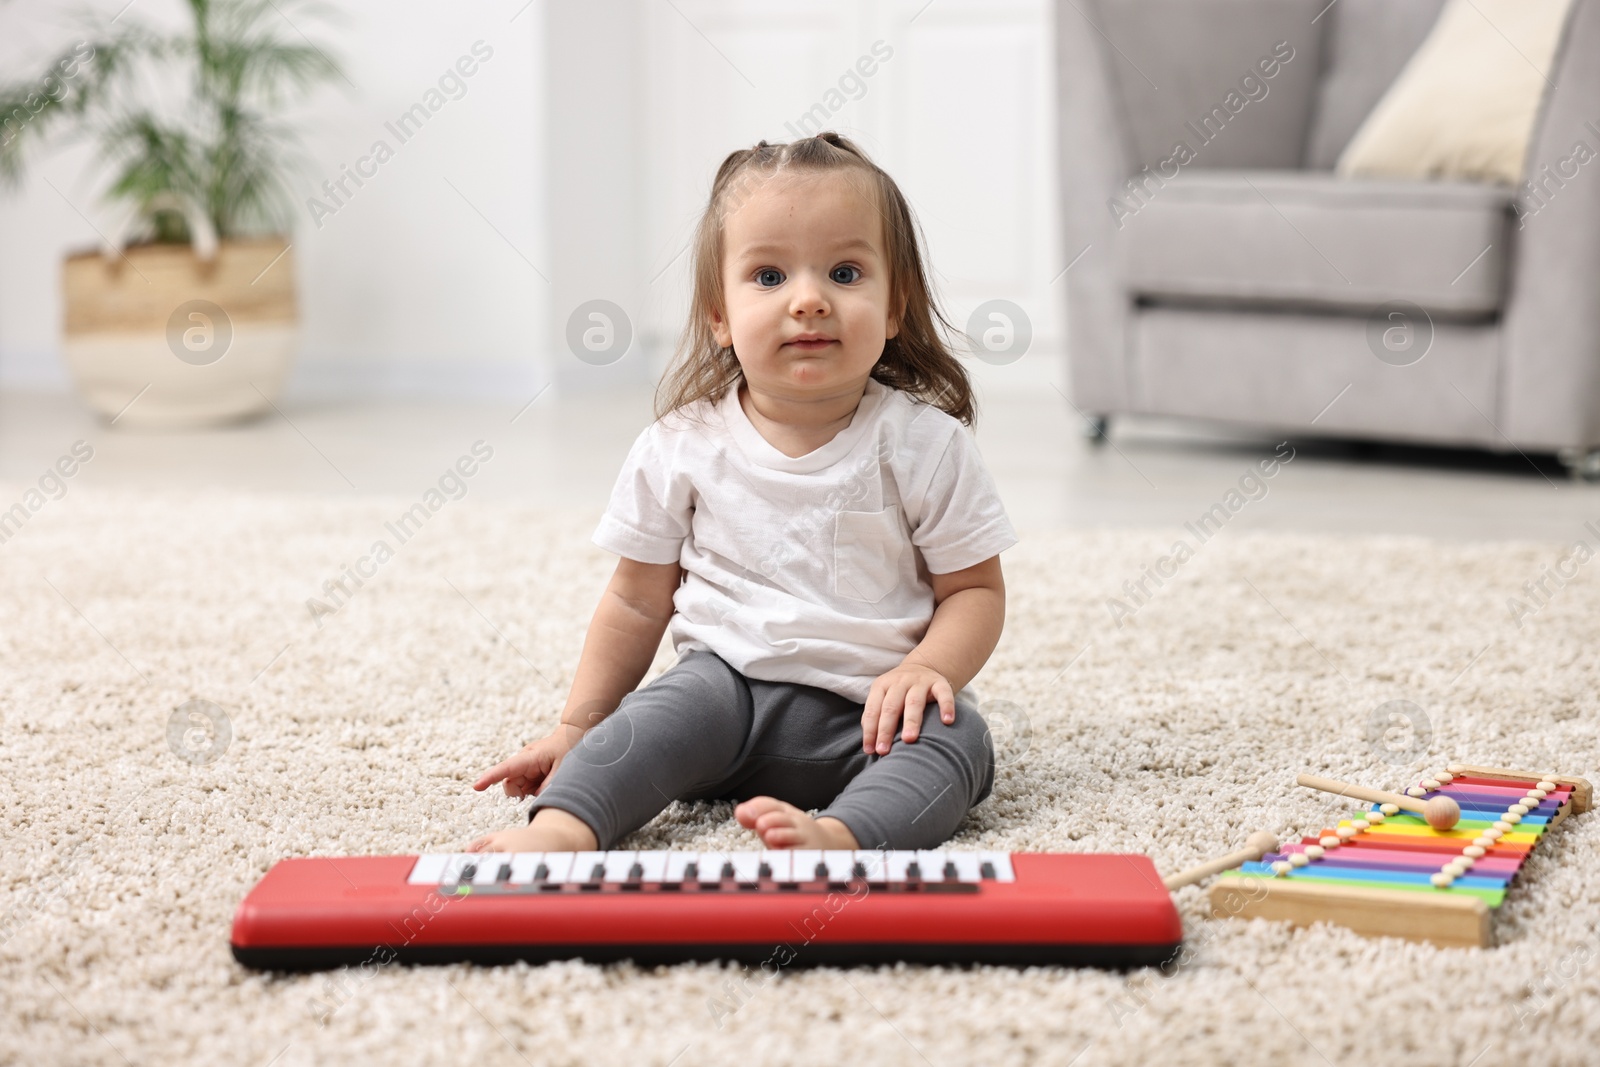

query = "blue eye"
[831,265,861,284]
[756,268,783,287]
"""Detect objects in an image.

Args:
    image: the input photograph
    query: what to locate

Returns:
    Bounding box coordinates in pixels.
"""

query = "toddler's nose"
[788,275,830,318]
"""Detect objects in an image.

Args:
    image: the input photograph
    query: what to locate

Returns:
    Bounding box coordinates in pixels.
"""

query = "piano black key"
[906,861,922,880]
[852,861,867,879]
[721,861,736,880]
[459,863,477,883]
[496,862,512,882]
[623,862,645,891]
[814,862,829,881]
[758,862,772,878]
[533,858,558,891]
[944,861,959,881]
[980,861,997,880]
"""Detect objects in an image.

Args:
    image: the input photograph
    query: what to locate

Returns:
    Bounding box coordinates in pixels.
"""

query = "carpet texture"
[3,487,1598,1067]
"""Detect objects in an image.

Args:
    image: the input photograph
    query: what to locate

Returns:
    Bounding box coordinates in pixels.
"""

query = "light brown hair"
[654,131,976,425]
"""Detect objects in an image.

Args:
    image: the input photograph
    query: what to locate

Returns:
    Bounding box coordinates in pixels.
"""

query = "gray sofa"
[1055,0,1600,474]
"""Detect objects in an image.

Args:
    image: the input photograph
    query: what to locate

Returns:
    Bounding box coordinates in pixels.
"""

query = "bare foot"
[465,807,598,853]
[735,796,859,850]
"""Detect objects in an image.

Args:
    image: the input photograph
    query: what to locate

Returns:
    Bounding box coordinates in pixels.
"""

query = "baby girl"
[468,132,1016,856]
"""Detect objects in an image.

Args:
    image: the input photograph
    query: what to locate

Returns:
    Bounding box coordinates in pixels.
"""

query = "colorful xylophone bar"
[1208,764,1592,947]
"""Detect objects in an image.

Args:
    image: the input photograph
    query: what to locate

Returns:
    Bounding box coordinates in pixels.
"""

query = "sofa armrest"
[1502,0,1600,450]
[1056,0,1135,413]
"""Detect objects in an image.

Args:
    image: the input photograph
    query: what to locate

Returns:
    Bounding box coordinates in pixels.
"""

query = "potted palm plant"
[0,0,341,428]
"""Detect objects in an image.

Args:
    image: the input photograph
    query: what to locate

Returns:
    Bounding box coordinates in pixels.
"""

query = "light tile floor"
[0,386,1591,542]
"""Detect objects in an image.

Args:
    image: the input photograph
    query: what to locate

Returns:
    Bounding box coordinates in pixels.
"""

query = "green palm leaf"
[0,0,341,241]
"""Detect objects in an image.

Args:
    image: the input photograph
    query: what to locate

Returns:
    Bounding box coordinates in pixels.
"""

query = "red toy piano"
[230,848,1182,969]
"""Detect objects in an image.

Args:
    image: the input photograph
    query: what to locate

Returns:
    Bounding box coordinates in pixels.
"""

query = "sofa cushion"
[1335,0,1574,185]
[1131,305,1501,448]
[1303,0,1448,169]
[1088,0,1325,171]
[1117,171,1511,316]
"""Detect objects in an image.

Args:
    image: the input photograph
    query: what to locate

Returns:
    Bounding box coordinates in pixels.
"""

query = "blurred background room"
[1,0,1080,524]
[4,0,1592,542]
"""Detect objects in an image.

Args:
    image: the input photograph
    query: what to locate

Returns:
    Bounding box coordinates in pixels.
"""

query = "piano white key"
[886,850,919,882]
[853,850,888,882]
[636,850,669,883]
[916,850,948,881]
[441,854,478,884]
[570,851,608,883]
[697,851,730,883]
[978,851,1015,882]
[602,851,638,883]
[730,853,762,883]
[473,853,513,885]
[823,850,856,882]
[760,851,793,882]
[508,853,543,885]
[541,852,575,883]
[791,849,824,881]
[664,852,697,883]
[947,851,983,883]
[408,854,449,885]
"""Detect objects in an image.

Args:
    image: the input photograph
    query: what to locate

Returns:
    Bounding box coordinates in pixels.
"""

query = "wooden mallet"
[1162,830,1280,890]
[1296,773,1461,830]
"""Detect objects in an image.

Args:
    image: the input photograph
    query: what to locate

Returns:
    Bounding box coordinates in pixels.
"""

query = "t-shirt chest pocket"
[832,504,904,603]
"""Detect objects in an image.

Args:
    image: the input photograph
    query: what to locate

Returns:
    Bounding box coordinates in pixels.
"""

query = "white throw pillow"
[1336,0,1574,185]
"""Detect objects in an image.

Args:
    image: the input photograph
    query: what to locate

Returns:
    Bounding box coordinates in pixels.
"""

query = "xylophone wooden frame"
[1206,765,1593,948]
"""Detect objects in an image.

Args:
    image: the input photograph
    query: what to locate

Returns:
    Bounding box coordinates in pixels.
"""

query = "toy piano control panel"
[231,850,1182,970]
[413,848,1009,891]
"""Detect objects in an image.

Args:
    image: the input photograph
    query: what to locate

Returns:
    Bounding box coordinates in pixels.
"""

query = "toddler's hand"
[473,729,578,799]
[861,662,955,755]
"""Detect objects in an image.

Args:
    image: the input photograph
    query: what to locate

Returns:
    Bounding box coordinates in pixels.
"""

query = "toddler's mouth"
[784,337,837,351]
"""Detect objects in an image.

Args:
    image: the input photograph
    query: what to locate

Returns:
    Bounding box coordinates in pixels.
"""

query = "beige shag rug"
[3,487,1599,1067]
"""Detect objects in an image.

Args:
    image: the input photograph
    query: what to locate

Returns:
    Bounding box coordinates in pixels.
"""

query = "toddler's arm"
[860,555,1005,755]
[474,557,682,797]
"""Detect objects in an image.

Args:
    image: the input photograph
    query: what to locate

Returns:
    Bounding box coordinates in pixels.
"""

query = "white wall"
[0,0,1059,400]
[0,0,547,398]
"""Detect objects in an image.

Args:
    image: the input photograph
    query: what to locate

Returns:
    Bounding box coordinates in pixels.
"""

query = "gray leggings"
[527,650,995,851]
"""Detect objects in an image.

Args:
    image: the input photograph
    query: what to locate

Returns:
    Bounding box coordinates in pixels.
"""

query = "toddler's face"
[711,169,900,403]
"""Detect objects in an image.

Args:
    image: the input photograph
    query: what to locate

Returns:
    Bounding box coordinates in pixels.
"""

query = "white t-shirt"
[592,378,1019,703]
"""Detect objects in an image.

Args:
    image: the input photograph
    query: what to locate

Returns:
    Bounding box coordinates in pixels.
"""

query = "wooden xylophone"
[230,848,1184,970]
[1210,764,1593,947]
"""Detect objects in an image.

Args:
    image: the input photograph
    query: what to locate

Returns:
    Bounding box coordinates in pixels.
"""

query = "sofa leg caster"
[1560,448,1600,483]
[1083,415,1110,446]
